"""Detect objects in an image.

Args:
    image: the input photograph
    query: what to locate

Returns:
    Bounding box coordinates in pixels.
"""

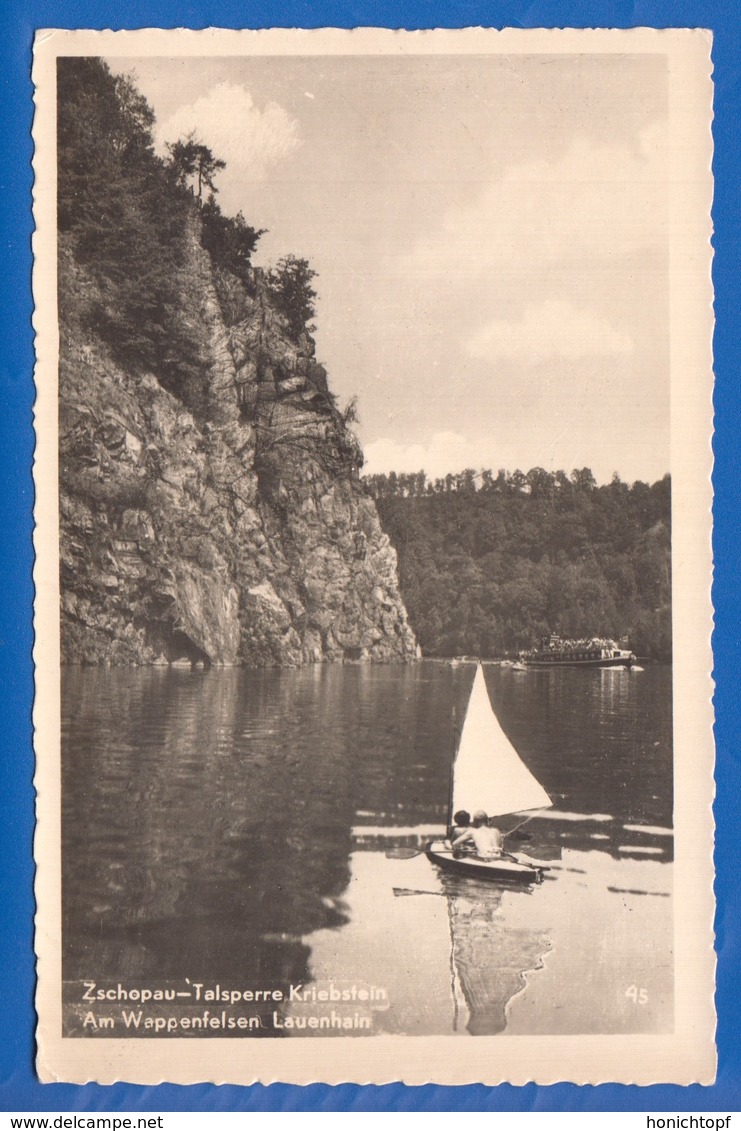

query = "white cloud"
[406,125,667,279]
[157,82,300,179]
[362,422,665,487]
[364,432,484,480]
[467,300,633,365]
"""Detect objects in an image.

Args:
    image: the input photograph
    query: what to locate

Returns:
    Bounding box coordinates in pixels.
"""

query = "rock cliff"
[58,223,417,667]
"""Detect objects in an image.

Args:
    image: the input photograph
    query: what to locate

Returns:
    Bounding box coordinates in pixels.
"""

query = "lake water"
[62,661,673,1037]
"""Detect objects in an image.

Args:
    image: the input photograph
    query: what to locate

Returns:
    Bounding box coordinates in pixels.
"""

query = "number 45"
[625,985,648,1004]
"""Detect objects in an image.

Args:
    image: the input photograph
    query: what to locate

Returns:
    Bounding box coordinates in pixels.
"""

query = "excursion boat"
[521,634,636,669]
[426,665,551,885]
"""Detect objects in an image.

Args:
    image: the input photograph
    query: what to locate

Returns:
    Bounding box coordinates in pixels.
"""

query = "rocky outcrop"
[58,227,417,666]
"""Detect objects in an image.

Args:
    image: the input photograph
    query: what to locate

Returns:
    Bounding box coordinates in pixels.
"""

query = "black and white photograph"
[31,27,715,1085]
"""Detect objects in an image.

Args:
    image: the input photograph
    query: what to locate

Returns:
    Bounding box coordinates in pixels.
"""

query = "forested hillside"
[365,469,671,660]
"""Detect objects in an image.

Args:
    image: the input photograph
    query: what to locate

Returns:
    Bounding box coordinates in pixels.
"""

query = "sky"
[111,52,670,484]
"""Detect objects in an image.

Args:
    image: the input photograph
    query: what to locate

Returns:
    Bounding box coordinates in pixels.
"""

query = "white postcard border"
[32,25,716,1086]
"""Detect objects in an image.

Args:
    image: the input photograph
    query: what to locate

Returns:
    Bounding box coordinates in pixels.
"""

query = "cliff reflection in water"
[62,664,451,987]
[62,661,672,1035]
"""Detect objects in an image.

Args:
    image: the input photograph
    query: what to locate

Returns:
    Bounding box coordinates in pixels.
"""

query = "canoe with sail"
[426,664,551,883]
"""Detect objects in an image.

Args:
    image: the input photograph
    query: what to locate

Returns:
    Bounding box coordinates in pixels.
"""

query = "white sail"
[451,665,552,820]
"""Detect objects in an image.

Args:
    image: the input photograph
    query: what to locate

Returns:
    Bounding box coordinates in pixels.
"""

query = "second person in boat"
[450,809,504,860]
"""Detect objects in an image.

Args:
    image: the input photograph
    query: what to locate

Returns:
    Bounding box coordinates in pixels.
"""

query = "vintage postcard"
[32,27,715,1085]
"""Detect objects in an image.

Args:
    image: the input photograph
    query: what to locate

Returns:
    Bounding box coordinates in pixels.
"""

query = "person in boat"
[450,809,471,840]
[450,810,504,860]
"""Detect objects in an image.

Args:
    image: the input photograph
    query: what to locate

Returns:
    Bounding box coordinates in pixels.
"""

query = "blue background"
[2,0,738,1114]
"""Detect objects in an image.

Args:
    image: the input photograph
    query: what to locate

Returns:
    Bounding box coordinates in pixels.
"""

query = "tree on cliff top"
[58,57,265,399]
[266,255,318,339]
[167,134,226,201]
[200,196,265,287]
[57,58,158,234]
[57,57,204,393]
[166,135,264,288]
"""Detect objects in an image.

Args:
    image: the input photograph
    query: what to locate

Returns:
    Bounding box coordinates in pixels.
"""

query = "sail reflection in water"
[62,661,672,1035]
[444,879,550,1036]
